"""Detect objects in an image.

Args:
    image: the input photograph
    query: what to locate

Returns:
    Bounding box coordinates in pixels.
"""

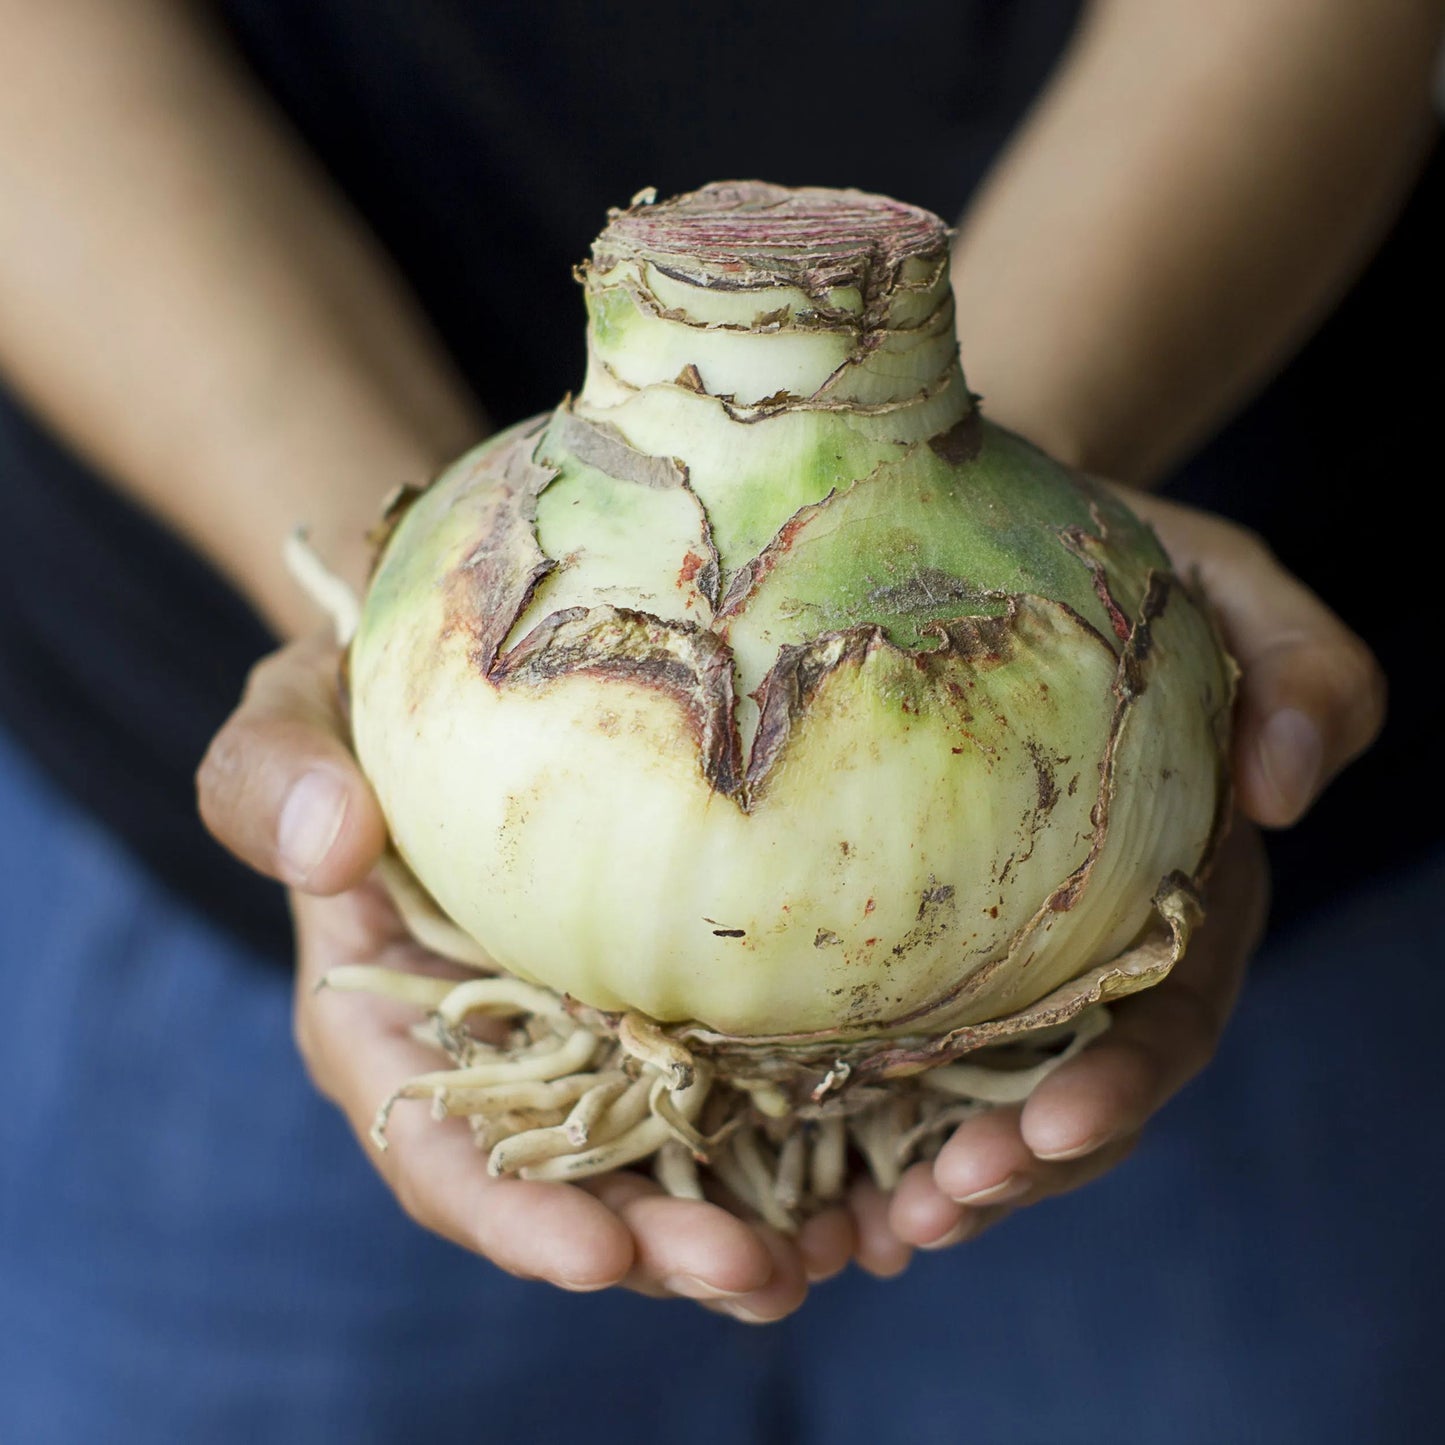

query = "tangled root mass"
[324,963,1109,1230]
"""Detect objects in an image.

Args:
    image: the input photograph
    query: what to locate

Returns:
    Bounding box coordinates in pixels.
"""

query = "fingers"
[931,1103,1046,1207]
[850,1178,913,1279]
[797,1205,856,1284]
[593,1171,856,1317]
[1126,493,1386,827]
[1212,540,1385,828]
[883,823,1265,1251]
[585,1172,776,1301]
[1016,821,1262,1162]
[1017,984,1220,1163]
[707,1228,811,1323]
[295,886,823,1314]
[893,823,1264,1247]
[890,1136,1137,1250]
[328,1022,636,1288]
[889,1157,1028,1251]
[586,1172,817,1322]
[197,632,387,892]
[295,910,636,1289]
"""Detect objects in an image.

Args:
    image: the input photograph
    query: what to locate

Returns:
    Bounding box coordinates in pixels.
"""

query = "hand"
[198,634,855,1319]
[879,492,1386,1260]
[1133,490,1387,830]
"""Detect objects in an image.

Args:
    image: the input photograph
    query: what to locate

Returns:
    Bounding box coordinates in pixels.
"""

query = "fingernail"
[719,1302,770,1325]
[1259,707,1322,820]
[951,1174,1032,1207]
[919,1217,981,1251]
[663,1274,749,1301]
[553,1275,613,1294]
[278,770,348,884]
[1033,1133,1108,1163]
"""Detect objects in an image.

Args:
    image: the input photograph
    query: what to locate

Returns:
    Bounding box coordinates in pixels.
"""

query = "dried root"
[324,964,1114,1230]
[285,528,359,646]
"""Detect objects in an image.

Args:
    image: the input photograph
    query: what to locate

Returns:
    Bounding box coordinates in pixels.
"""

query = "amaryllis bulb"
[336,184,1232,1209]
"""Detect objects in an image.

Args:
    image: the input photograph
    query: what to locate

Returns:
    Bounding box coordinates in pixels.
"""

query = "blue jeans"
[2,722,1440,1443]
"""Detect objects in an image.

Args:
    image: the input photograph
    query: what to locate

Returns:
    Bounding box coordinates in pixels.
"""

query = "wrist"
[193,397,488,639]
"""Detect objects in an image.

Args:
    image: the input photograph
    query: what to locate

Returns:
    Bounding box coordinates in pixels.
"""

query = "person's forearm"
[953,0,1442,484]
[0,0,485,636]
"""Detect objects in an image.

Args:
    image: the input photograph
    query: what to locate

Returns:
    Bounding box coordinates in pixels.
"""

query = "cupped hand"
[881,491,1386,1259]
[884,818,1265,1256]
[1130,489,1386,829]
[198,634,853,1319]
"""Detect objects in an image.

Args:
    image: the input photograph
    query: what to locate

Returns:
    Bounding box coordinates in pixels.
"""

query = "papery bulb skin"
[349,182,1233,1051]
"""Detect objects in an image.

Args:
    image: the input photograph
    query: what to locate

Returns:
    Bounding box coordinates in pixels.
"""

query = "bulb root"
[618,1012,695,1090]
[655,1139,705,1201]
[721,1125,799,1234]
[437,977,572,1027]
[810,1116,849,1202]
[328,963,1112,1225]
[317,964,455,1009]
[284,528,360,646]
[773,1131,808,1214]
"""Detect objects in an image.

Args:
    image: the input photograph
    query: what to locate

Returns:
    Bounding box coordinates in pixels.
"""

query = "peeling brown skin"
[922,608,1021,666]
[440,423,737,799]
[494,605,744,797]
[652,859,1204,1104]
[441,421,556,675]
[446,418,1148,843]
[926,407,982,466]
[546,406,721,610]
[741,594,1104,811]
[585,345,970,425]
[1039,576,1169,915]
[1174,572,1239,892]
[608,269,952,343]
[745,627,878,793]
[699,590,1092,810]
[1059,523,1132,643]
[718,366,967,425]
[365,483,424,575]
[715,492,835,620]
[550,406,688,491]
[681,554,723,613]
[588,183,962,435]
[849,871,1203,1084]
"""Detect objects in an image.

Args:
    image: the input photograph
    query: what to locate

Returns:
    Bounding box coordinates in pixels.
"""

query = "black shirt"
[0,0,1437,963]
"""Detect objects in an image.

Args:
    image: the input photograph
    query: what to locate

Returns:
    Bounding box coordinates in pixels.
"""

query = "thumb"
[197,633,387,892]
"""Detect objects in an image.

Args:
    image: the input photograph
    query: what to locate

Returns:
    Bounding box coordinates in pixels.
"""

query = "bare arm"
[953,0,1443,483]
[0,0,484,635]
